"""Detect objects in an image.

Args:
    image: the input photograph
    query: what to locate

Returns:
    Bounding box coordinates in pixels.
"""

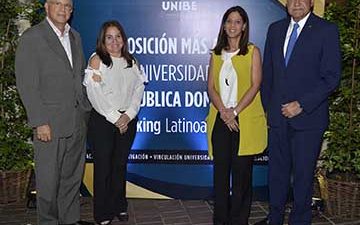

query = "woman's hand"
[92,73,102,82]
[220,108,232,122]
[220,107,237,124]
[115,114,131,134]
[226,118,239,132]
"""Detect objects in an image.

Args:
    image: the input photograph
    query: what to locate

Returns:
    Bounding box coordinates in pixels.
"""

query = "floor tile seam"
[161,215,192,225]
[159,209,187,215]
[254,202,268,214]
[136,221,164,225]
[250,209,267,213]
[191,223,212,225]
[183,201,209,209]
[318,212,336,225]
[187,213,213,218]
[156,199,182,206]
[203,200,213,213]
[311,222,338,225]
[178,200,193,225]
[334,220,360,225]
[161,214,191,220]
[161,211,188,216]
[162,216,190,220]
[192,223,213,225]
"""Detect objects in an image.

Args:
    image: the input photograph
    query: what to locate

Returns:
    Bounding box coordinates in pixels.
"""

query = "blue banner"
[73,0,286,199]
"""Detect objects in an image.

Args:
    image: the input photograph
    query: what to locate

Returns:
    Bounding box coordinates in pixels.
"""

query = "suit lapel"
[278,18,290,69]
[41,20,73,72]
[69,30,78,74]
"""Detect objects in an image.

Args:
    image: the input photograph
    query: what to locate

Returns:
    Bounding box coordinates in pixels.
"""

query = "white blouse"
[83,55,146,124]
[219,49,240,108]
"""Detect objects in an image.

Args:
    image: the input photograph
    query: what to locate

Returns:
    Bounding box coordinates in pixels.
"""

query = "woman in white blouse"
[83,20,145,225]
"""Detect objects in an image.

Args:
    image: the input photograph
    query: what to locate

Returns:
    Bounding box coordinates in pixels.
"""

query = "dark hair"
[212,6,250,56]
[96,20,135,68]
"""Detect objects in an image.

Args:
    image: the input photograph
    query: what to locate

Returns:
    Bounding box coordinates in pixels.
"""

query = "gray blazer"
[15,20,91,137]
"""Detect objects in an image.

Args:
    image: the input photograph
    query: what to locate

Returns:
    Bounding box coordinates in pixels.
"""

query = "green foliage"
[322,0,360,179]
[0,0,44,171]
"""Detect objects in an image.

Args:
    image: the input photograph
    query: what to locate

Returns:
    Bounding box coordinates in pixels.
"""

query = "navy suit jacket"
[261,13,341,130]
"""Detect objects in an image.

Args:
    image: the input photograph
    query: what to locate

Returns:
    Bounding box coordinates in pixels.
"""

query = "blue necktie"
[285,23,299,66]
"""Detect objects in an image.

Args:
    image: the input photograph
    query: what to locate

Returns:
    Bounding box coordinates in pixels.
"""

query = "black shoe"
[253,218,271,225]
[60,221,95,225]
[213,219,228,225]
[76,221,95,225]
[116,212,129,221]
[97,219,112,225]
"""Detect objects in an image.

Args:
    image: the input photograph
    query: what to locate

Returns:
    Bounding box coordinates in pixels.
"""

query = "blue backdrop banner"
[72,0,286,199]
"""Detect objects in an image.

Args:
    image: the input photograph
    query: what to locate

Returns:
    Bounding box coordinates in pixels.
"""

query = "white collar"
[290,12,311,29]
[46,17,71,38]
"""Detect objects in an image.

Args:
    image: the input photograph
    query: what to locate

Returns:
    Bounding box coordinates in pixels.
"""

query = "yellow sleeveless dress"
[206,45,268,157]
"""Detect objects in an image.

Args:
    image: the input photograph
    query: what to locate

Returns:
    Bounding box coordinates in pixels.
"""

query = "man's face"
[287,0,314,22]
[45,0,73,29]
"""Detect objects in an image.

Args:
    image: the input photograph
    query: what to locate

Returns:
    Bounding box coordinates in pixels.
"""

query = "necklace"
[222,50,239,87]
[225,77,230,86]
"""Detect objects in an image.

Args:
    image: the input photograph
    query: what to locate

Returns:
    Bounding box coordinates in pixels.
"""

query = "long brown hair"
[95,20,135,68]
[212,6,250,56]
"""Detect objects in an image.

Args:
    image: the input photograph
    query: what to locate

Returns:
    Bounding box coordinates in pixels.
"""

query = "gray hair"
[46,0,73,5]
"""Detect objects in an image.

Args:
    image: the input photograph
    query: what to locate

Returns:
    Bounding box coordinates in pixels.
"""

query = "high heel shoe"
[98,219,112,225]
[116,212,129,221]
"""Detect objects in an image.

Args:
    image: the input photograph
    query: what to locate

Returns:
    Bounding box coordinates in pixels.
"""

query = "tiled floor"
[0,198,360,225]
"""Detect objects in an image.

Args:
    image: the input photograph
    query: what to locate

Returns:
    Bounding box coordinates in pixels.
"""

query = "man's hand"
[282,101,303,118]
[115,114,131,134]
[36,124,51,142]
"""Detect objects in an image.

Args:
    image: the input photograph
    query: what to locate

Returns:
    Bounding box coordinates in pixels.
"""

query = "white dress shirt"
[283,12,311,57]
[83,55,146,124]
[219,49,240,108]
[46,17,73,67]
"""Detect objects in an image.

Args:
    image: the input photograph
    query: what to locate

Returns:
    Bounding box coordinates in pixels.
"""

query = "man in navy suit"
[255,0,341,225]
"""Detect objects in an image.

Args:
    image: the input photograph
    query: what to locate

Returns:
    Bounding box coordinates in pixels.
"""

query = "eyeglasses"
[49,1,73,11]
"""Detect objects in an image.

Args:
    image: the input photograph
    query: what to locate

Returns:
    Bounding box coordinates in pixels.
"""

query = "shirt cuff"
[105,110,122,124]
[125,108,137,120]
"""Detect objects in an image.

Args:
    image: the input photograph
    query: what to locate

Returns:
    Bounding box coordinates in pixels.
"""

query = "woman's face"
[224,11,245,39]
[104,26,123,57]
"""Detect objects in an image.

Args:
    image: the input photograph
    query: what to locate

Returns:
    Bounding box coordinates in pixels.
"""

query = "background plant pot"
[320,0,360,219]
[320,174,360,219]
[0,168,31,204]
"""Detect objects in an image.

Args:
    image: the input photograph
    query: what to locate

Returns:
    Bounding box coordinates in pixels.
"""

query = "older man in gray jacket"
[15,0,92,224]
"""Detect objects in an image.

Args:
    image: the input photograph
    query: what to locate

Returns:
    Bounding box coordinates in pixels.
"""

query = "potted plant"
[319,0,360,219]
[0,0,43,204]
